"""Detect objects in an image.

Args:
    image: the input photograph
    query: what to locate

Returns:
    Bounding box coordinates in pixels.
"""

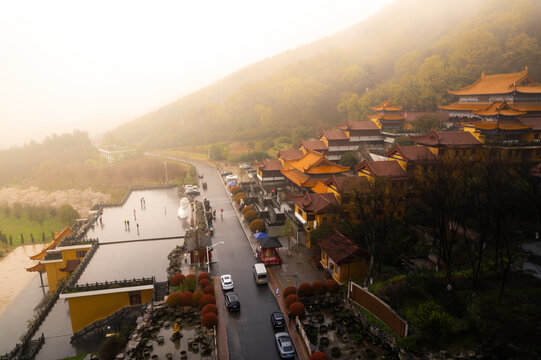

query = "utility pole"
[194,226,199,289]
[164,161,168,185]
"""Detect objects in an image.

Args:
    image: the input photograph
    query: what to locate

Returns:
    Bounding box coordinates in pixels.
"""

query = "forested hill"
[104,0,541,150]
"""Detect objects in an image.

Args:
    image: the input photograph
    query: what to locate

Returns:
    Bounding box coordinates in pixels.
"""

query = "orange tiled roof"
[472,101,526,117]
[288,191,340,214]
[372,100,402,111]
[462,121,531,131]
[376,114,406,121]
[30,226,73,260]
[278,149,304,161]
[280,168,312,187]
[311,181,329,194]
[410,130,483,147]
[284,150,349,175]
[356,160,408,180]
[448,67,541,95]
[440,101,541,112]
[385,145,437,163]
[26,262,46,272]
[299,139,328,152]
[318,129,349,141]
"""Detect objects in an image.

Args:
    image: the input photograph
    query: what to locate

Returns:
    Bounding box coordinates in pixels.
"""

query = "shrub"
[198,272,210,281]
[170,273,185,286]
[201,304,218,316]
[202,285,214,295]
[192,290,204,307]
[289,302,305,316]
[183,275,196,292]
[298,282,313,297]
[310,351,329,360]
[181,291,193,307]
[312,280,325,295]
[234,193,247,203]
[285,294,300,309]
[325,279,339,293]
[283,286,297,298]
[166,291,182,307]
[230,185,242,195]
[241,205,254,215]
[198,294,216,307]
[249,219,265,233]
[243,209,257,222]
[199,278,211,288]
[201,313,218,329]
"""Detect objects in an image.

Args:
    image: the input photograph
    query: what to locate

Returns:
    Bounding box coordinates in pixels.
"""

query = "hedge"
[249,219,265,233]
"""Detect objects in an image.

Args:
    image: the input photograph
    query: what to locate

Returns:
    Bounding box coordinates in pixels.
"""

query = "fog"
[0,0,392,149]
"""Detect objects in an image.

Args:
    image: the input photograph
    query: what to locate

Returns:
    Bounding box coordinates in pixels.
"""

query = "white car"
[220,274,234,290]
[225,175,238,182]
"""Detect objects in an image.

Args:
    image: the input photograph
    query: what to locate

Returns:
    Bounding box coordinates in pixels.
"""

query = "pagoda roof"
[318,230,368,265]
[283,150,349,175]
[257,237,283,249]
[281,168,317,188]
[372,100,402,111]
[26,262,46,272]
[325,175,369,195]
[385,145,438,163]
[409,130,482,147]
[256,159,283,171]
[356,160,408,180]
[520,116,541,131]
[337,120,380,131]
[318,129,349,141]
[448,67,541,95]
[278,149,304,161]
[472,101,526,117]
[288,191,340,214]
[440,101,541,112]
[375,114,406,121]
[462,121,531,131]
[30,226,73,260]
[299,139,328,152]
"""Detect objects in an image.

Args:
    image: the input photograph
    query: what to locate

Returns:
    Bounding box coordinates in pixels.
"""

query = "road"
[155,155,296,360]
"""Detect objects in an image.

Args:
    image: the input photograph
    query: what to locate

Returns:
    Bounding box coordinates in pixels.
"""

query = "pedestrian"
[220,208,223,218]
[213,209,216,219]
[127,220,130,228]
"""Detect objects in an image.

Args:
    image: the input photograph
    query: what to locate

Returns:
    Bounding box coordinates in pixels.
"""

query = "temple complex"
[370,100,408,132]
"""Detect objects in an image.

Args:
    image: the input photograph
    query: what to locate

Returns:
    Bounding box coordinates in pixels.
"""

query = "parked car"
[220,274,234,290]
[201,180,207,190]
[224,292,240,312]
[220,171,233,176]
[275,332,295,358]
[185,186,200,195]
[271,311,285,329]
[225,175,238,182]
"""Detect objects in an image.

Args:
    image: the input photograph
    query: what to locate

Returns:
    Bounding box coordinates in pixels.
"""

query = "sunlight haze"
[0,0,392,148]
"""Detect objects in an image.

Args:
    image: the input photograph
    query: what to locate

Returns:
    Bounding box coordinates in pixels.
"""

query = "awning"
[258,237,283,249]
[254,232,269,240]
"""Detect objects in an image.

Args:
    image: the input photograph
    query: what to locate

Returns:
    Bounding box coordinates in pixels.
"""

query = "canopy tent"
[257,237,282,249]
[227,181,238,187]
[253,231,269,240]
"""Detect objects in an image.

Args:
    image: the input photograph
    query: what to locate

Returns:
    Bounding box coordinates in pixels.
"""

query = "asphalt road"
[185,160,296,360]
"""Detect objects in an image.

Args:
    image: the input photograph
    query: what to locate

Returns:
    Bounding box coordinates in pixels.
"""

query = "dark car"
[220,171,233,176]
[275,332,295,358]
[271,311,285,329]
[224,292,240,312]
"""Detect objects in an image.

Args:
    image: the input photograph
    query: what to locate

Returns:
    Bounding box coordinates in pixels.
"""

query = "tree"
[343,177,404,286]
[243,209,257,222]
[198,294,216,307]
[339,152,358,168]
[166,292,182,307]
[58,204,79,225]
[181,291,193,307]
[412,114,442,134]
[249,219,265,233]
[201,304,218,316]
[282,218,297,252]
[289,302,305,317]
[201,313,218,329]
[171,273,185,286]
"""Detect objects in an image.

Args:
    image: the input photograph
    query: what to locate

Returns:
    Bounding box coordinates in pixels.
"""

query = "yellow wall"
[67,288,153,333]
[44,261,65,294]
[61,248,87,262]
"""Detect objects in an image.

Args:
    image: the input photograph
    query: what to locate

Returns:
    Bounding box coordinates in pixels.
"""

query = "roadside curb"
[214,277,229,360]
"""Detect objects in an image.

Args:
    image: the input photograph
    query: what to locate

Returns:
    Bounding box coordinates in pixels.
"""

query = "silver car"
[275,332,295,358]
[220,274,234,291]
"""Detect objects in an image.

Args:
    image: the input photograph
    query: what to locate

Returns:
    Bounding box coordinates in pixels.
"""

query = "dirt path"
[0,186,111,217]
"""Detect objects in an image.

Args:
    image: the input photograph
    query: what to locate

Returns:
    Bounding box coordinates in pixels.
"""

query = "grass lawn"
[0,213,65,248]
[157,148,212,163]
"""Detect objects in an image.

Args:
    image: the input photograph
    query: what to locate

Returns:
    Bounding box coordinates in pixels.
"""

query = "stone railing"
[64,277,154,294]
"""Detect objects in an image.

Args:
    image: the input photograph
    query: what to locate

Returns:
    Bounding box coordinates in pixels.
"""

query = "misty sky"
[0,0,392,149]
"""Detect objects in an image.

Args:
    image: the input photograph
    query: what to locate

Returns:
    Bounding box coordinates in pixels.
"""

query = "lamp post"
[206,241,224,273]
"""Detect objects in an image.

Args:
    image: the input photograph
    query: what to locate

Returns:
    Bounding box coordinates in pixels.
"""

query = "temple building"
[440,66,541,119]
[385,145,439,172]
[318,129,355,161]
[409,130,483,158]
[336,120,384,151]
[280,150,349,192]
[298,139,329,157]
[370,100,408,132]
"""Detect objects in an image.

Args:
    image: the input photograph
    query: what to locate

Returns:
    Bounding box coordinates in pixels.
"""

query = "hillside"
[104,0,541,150]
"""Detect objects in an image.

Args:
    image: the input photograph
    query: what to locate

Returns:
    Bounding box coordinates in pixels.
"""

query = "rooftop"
[448,66,541,95]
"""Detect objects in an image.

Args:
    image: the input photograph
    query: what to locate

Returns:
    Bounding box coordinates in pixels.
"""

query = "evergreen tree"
[20,233,24,244]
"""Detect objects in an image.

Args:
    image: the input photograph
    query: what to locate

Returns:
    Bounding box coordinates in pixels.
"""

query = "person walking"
[220,208,223,218]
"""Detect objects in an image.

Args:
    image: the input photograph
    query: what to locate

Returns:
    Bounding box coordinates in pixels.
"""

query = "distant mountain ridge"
[104,0,541,149]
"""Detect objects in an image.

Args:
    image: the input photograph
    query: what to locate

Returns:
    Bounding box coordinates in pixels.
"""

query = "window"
[129,292,142,305]
[307,214,315,221]
[76,250,87,258]
[322,217,327,224]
